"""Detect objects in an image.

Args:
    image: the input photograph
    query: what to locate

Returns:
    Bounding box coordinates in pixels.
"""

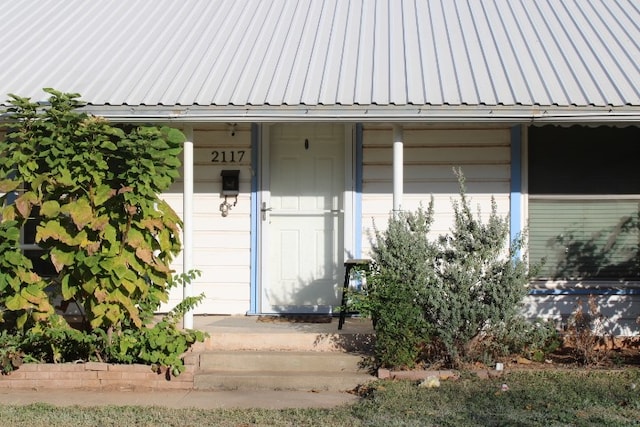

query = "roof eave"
[5,105,640,125]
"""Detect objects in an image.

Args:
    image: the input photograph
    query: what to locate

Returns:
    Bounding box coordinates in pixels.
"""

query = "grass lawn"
[0,370,639,426]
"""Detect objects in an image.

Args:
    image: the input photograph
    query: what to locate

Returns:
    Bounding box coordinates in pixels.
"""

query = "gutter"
[5,105,634,125]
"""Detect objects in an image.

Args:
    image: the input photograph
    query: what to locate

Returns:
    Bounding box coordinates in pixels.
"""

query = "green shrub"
[100,284,208,377]
[350,205,436,369]
[479,317,561,363]
[0,90,207,376]
[0,330,27,373]
[20,314,100,364]
[426,171,532,366]
[0,89,184,332]
[359,170,539,369]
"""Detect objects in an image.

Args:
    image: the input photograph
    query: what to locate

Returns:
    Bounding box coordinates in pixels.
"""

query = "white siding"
[361,127,511,256]
[161,125,252,314]
[522,293,640,336]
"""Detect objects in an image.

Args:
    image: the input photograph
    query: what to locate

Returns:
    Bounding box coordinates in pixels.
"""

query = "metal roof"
[0,0,639,122]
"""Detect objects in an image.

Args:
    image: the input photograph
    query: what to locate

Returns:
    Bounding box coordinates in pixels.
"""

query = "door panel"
[262,124,345,313]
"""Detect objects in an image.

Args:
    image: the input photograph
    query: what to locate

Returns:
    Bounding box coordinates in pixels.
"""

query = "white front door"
[260,124,346,314]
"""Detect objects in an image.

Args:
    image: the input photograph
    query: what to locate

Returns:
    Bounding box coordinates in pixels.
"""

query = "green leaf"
[1,205,17,221]
[120,279,136,294]
[5,294,27,311]
[163,127,186,144]
[90,316,104,329]
[66,198,93,230]
[3,251,24,266]
[40,200,60,218]
[56,168,75,186]
[100,140,117,151]
[126,228,145,249]
[112,262,128,280]
[16,313,28,330]
[105,305,122,325]
[50,248,75,272]
[61,274,78,300]
[93,184,115,207]
[82,278,97,294]
[0,179,20,193]
[36,221,74,245]
[140,158,155,171]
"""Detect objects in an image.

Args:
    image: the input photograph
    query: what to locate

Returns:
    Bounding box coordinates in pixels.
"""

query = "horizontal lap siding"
[162,126,252,315]
[522,294,640,336]
[361,127,511,256]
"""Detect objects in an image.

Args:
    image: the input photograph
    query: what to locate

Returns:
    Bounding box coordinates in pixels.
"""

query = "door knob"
[261,202,272,220]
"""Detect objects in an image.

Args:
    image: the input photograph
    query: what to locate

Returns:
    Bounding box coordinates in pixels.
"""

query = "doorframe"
[251,123,355,314]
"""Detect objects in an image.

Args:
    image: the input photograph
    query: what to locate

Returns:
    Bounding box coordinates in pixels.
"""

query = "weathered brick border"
[0,359,197,391]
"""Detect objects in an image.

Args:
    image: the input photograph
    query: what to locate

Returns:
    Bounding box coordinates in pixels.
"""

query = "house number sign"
[211,150,246,163]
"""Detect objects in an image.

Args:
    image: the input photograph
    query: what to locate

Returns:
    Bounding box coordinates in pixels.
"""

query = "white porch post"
[392,124,404,215]
[183,126,194,329]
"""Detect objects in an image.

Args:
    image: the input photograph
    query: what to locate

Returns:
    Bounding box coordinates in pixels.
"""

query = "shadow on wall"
[544,214,639,281]
[265,274,343,314]
[526,214,640,336]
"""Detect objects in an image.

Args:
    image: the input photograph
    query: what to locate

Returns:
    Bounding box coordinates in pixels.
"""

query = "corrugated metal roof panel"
[0,0,638,114]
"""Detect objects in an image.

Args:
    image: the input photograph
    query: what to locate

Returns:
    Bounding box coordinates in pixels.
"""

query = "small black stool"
[338,258,371,330]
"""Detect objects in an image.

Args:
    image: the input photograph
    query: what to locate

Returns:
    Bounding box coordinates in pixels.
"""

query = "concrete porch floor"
[189,315,375,353]
[192,314,373,334]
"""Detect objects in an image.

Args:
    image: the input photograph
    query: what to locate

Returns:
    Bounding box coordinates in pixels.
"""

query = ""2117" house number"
[211,150,246,163]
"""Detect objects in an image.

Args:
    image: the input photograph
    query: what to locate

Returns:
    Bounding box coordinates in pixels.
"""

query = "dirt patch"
[499,337,640,371]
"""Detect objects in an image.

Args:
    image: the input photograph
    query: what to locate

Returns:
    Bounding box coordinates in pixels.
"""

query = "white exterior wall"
[522,293,640,336]
[162,125,252,314]
[361,126,512,256]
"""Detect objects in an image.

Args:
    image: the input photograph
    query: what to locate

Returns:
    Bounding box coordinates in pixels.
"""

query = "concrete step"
[194,351,376,391]
[199,351,366,373]
[194,371,374,391]
[201,331,375,352]
[192,315,375,353]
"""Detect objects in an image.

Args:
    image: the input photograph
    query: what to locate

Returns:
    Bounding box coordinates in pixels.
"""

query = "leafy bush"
[100,277,208,377]
[0,221,53,326]
[479,317,561,363]
[20,314,99,364]
[358,170,540,368]
[0,273,207,375]
[349,205,436,368]
[427,171,532,366]
[0,330,27,373]
[0,89,184,331]
[0,90,207,376]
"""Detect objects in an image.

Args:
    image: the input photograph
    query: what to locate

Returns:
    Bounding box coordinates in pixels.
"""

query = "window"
[528,125,640,281]
[22,206,56,278]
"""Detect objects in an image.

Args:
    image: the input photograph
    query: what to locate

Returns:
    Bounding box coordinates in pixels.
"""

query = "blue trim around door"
[510,125,522,255]
[249,123,260,314]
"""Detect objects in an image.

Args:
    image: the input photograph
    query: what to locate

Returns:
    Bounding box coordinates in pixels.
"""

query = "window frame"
[525,124,640,292]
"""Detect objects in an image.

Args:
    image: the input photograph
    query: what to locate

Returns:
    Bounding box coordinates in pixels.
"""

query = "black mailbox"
[221,170,240,196]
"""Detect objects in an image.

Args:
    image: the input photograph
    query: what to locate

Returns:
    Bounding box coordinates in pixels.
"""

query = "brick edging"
[0,361,196,391]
